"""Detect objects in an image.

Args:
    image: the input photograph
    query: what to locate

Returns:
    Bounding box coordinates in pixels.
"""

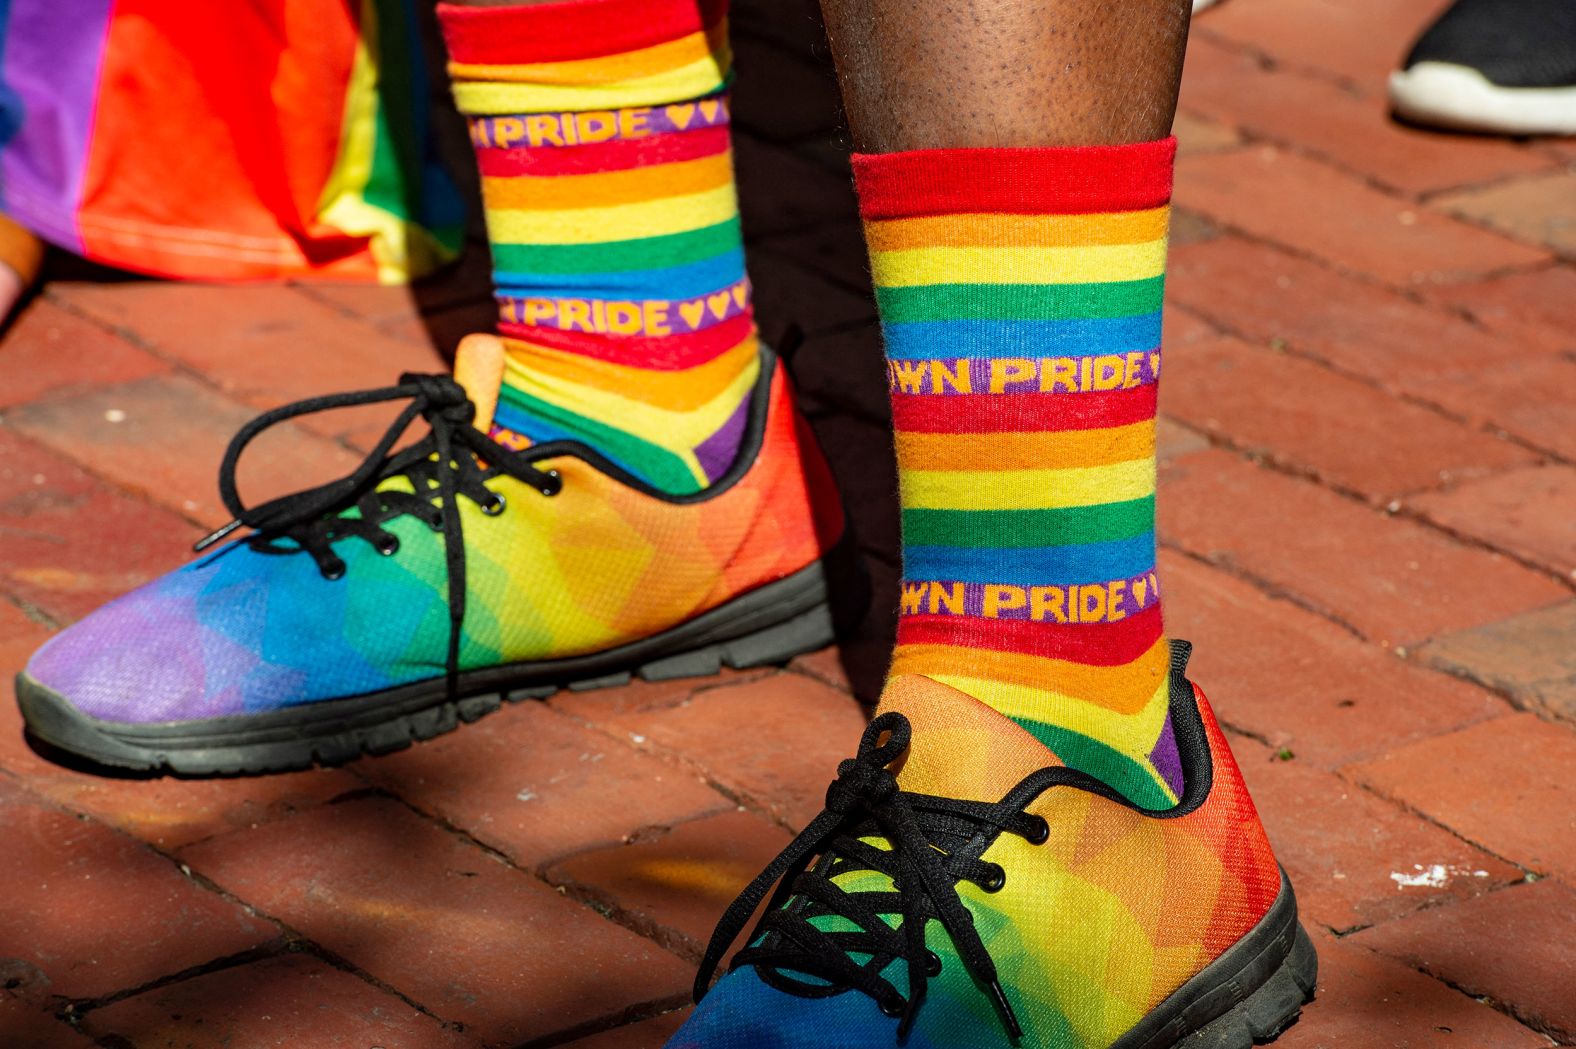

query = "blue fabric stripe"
[882,314,1162,360]
[495,248,744,302]
[492,401,657,487]
[904,533,1156,586]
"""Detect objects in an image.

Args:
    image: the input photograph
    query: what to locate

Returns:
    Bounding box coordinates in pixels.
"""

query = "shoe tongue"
[877,674,1064,802]
[453,333,507,434]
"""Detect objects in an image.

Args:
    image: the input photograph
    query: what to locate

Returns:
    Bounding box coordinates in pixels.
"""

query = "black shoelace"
[694,712,1049,1040]
[193,373,563,699]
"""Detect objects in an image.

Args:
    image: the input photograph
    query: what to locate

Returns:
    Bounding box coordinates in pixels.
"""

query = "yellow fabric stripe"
[895,421,1154,473]
[901,458,1155,511]
[866,208,1170,252]
[452,50,731,115]
[450,24,724,86]
[870,240,1168,288]
[500,343,760,460]
[481,153,733,211]
[501,337,756,411]
[892,639,1170,717]
[485,183,738,245]
[926,671,1174,780]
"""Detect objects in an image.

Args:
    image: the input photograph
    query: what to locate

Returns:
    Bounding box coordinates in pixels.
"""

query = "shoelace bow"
[694,712,1049,1040]
[194,373,563,699]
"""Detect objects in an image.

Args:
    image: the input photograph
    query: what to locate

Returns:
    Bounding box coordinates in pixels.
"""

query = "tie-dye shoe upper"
[18,338,844,773]
[671,646,1315,1049]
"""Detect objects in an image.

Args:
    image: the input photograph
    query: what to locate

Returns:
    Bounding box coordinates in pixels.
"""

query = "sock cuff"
[438,0,727,67]
[851,137,1176,219]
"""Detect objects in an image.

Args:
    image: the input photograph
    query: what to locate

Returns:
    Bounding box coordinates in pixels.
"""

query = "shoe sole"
[1112,870,1318,1049]
[1390,62,1576,135]
[16,552,842,776]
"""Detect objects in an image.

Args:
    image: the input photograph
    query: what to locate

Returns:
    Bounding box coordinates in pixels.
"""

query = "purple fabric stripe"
[1148,714,1185,798]
[469,94,731,150]
[887,350,1161,396]
[900,571,1162,624]
[691,394,750,481]
[0,0,115,250]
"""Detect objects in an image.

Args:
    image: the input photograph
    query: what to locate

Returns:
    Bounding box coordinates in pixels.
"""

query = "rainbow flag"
[0,0,465,283]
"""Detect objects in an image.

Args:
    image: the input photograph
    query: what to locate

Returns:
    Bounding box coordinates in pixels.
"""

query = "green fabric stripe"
[490,220,742,276]
[875,276,1165,322]
[495,384,702,495]
[1017,718,1177,810]
[903,498,1156,549]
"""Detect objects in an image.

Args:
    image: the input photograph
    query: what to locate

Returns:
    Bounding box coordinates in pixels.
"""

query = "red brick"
[0,428,199,624]
[0,998,94,1049]
[561,1010,691,1049]
[5,375,365,531]
[1169,236,1549,384]
[1179,37,1556,196]
[1419,602,1576,723]
[355,702,731,868]
[1160,450,1568,644]
[1350,879,1576,1040]
[1173,110,1243,157]
[294,282,424,327]
[83,953,480,1049]
[1409,464,1576,578]
[1426,265,1576,356]
[549,668,777,723]
[1349,714,1576,881]
[48,283,444,420]
[1410,354,1576,461]
[789,646,854,693]
[1160,553,1508,767]
[1196,0,1461,86]
[548,810,791,958]
[180,797,692,1045]
[0,780,275,1000]
[1175,147,1549,286]
[615,674,868,830]
[1232,738,1519,932]
[0,299,169,409]
[1433,171,1576,257]
[1274,926,1553,1049]
[1164,333,1532,499]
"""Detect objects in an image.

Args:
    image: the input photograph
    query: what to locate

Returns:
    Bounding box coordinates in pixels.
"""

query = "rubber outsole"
[16,552,841,776]
[1113,871,1317,1049]
[1390,62,1576,135]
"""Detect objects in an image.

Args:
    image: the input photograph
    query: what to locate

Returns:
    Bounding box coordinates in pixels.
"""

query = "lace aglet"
[193,519,243,553]
[987,980,1022,1041]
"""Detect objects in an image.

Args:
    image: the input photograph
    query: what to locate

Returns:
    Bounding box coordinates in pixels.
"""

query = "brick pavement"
[1,0,1574,1045]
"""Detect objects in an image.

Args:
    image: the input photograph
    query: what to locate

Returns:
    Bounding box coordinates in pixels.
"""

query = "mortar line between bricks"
[0,772,469,1034]
[1156,539,1374,642]
[1191,26,1389,99]
[1375,939,1573,1044]
[37,287,410,489]
[1340,771,1545,881]
[57,944,291,1026]
[0,587,63,631]
[1169,292,1576,468]
[1189,106,1564,204]
[1158,402,1576,595]
[511,995,695,1049]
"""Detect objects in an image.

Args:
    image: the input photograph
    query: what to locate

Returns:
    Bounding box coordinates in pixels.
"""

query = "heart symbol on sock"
[707,291,732,320]
[699,99,721,124]
[678,299,708,329]
[665,103,697,130]
[731,282,748,309]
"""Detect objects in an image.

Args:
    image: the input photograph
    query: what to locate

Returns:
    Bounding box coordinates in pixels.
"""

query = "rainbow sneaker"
[16,336,847,774]
[675,642,1316,1049]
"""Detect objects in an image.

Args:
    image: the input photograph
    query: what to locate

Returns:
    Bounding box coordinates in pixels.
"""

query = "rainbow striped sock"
[854,139,1184,809]
[438,0,757,495]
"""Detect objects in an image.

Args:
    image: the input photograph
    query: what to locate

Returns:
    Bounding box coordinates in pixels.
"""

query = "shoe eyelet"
[980,864,1007,893]
[879,998,906,1019]
[375,535,400,556]
[429,512,444,531]
[925,950,942,976]
[1023,815,1050,846]
[322,562,346,581]
[538,469,563,497]
[480,493,507,516]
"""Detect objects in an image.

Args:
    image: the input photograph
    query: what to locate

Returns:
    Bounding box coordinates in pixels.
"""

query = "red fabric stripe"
[476,125,729,177]
[890,385,1157,434]
[438,0,727,66]
[897,605,1163,668]
[851,139,1176,218]
[499,314,753,370]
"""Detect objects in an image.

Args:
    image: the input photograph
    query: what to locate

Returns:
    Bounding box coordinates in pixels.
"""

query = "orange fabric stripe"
[895,421,1154,472]
[501,335,758,410]
[891,637,1171,716]
[865,208,1169,252]
[481,152,733,211]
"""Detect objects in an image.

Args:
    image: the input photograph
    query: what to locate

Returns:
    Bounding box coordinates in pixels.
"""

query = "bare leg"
[820,0,1190,149]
